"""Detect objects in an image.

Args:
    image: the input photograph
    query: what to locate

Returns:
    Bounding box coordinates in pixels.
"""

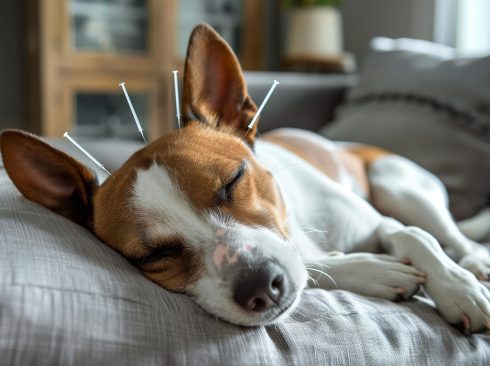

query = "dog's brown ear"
[0,130,98,228]
[183,23,258,145]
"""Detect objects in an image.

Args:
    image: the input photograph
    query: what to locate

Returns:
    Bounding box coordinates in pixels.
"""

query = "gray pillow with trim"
[2,143,490,364]
[321,38,490,220]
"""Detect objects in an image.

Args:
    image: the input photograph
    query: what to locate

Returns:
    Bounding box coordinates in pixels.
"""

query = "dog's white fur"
[133,163,216,244]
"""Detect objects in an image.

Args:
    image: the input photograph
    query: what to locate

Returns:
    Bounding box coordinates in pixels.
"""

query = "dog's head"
[0,24,308,326]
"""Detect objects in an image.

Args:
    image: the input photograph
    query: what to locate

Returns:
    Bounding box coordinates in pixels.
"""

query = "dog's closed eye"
[217,161,247,204]
[128,242,184,269]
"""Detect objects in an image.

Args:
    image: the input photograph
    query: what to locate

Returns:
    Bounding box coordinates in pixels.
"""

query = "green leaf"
[282,0,343,8]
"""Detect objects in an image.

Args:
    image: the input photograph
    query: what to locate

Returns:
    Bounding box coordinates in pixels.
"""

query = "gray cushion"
[2,148,490,364]
[245,72,357,133]
[321,38,490,220]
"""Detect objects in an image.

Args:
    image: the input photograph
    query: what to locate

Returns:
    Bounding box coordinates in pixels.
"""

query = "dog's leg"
[376,218,490,331]
[308,252,426,301]
[288,182,426,301]
[291,174,490,331]
[368,155,490,280]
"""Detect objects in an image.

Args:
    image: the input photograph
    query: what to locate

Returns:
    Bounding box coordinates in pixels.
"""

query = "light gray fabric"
[321,41,490,220]
[2,150,490,365]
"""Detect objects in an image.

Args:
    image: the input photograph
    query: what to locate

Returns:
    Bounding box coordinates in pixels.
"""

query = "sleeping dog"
[2,24,490,331]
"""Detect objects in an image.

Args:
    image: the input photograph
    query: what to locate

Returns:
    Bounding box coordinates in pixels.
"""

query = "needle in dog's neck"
[119,81,147,144]
[246,80,279,136]
[172,70,182,129]
[63,132,114,178]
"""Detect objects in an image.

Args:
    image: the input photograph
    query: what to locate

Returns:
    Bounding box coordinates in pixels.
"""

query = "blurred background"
[0,0,489,140]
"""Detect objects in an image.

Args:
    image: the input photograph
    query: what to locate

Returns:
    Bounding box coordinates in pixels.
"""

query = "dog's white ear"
[0,129,98,228]
[183,23,258,145]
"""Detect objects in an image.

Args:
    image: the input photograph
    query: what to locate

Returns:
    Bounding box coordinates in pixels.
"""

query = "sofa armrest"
[244,72,357,132]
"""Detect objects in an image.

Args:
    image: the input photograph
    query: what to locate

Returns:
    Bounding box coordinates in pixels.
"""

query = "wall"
[340,0,436,64]
[0,1,23,131]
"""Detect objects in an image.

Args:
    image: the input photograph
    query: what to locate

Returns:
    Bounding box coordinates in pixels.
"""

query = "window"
[435,0,490,56]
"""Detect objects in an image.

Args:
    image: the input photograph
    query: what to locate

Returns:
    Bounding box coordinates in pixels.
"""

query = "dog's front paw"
[321,253,426,301]
[459,252,490,281]
[426,266,490,332]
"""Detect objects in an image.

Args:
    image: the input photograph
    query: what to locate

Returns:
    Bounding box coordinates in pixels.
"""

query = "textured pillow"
[2,147,490,364]
[321,38,490,220]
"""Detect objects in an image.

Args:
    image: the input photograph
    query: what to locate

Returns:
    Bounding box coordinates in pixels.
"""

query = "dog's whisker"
[314,262,332,270]
[300,226,328,234]
[308,268,337,288]
[302,230,328,235]
[305,264,331,272]
[304,265,323,287]
[308,272,323,288]
[302,231,329,238]
[307,273,319,287]
[269,162,306,175]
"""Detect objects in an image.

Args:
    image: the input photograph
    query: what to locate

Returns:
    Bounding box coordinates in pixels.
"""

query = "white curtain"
[435,0,490,55]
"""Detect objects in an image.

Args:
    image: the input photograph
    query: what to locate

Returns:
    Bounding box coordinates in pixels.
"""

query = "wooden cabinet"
[25,0,264,141]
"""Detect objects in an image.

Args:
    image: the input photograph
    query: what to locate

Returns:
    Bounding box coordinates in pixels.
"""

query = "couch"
[1,69,489,365]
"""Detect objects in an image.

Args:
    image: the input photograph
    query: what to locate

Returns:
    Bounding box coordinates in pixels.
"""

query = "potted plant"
[283,0,344,60]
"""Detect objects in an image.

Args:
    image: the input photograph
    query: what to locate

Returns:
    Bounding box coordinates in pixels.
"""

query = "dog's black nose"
[233,260,288,312]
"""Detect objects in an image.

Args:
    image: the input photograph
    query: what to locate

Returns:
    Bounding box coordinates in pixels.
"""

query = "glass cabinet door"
[74,92,149,140]
[70,0,148,54]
